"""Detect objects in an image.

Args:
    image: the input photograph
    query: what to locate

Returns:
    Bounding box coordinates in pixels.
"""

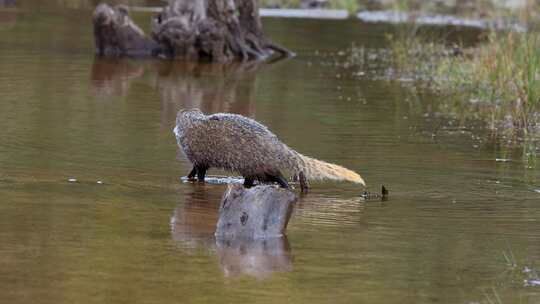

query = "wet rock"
[215,184,296,239]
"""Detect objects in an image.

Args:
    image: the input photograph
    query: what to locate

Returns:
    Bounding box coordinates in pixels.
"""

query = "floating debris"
[360,185,389,201]
[68,178,77,183]
[96,180,103,184]
[495,158,511,162]
[535,189,540,194]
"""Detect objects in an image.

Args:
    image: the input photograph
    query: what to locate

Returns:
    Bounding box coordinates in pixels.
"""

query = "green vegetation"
[329,0,359,12]
[386,29,540,134]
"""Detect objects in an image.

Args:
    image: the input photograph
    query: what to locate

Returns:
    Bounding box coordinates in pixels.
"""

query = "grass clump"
[328,0,358,12]
[387,29,540,134]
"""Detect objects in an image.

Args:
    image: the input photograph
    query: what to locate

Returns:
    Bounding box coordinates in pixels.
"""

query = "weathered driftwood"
[93,0,293,62]
[215,184,296,239]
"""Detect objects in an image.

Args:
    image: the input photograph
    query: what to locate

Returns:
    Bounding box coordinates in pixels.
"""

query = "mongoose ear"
[115,4,129,16]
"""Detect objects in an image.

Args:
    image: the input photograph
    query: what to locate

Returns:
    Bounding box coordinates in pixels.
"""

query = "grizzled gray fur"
[174,108,365,192]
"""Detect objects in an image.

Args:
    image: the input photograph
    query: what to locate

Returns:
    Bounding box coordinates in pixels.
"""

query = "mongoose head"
[179,108,203,116]
[176,108,205,128]
[93,3,116,26]
[174,109,206,141]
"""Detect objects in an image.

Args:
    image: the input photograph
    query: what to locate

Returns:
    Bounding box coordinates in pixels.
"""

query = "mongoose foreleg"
[187,166,197,181]
[187,165,208,182]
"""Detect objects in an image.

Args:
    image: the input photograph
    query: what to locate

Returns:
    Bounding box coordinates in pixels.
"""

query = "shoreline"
[129,6,526,30]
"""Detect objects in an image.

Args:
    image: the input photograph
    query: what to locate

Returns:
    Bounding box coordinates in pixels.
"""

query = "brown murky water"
[1,3,540,304]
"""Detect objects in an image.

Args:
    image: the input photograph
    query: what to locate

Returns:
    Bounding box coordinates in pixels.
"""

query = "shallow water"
[1,3,540,304]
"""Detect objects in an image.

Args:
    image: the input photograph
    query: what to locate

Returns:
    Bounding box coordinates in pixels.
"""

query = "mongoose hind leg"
[243,177,254,188]
[196,165,208,182]
[299,171,309,194]
[187,166,197,181]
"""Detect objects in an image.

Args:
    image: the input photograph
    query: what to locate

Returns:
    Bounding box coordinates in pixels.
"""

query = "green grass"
[386,28,540,134]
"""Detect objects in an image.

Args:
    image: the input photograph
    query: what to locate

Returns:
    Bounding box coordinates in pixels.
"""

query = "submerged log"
[215,184,296,239]
[93,0,293,62]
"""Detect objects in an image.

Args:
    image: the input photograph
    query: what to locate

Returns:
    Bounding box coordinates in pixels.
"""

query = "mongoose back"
[173,109,365,192]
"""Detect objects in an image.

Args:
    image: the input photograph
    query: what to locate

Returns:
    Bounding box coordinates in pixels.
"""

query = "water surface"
[1,3,539,304]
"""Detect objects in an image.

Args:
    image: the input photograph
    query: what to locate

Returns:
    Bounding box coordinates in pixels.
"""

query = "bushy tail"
[296,154,366,186]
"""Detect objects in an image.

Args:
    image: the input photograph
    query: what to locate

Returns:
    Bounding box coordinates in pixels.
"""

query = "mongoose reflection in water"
[174,109,366,193]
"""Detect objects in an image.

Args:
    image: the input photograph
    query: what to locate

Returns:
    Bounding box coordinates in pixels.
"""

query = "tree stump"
[93,4,160,57]
[93,0,293,62]
[215,184,296,239]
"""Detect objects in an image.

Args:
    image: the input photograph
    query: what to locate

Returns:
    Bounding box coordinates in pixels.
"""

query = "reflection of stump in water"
[216,237,292,279]
[90,58,260,129]
[0,0,16,7]
[152,61,259,117]
[170,187,220,249]
[93,0,292,62]
[0,1,17,29]
[90,58,145,96]
[170,188,293,278]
